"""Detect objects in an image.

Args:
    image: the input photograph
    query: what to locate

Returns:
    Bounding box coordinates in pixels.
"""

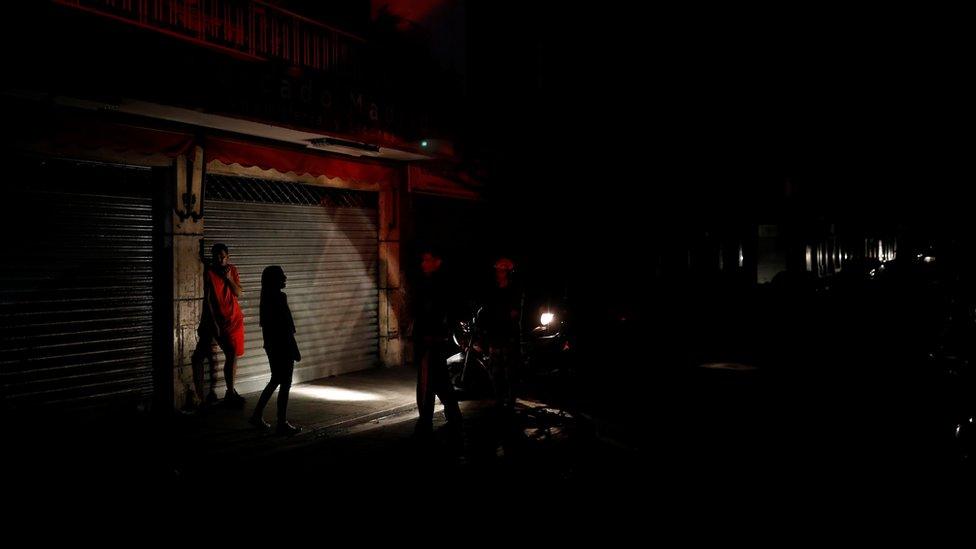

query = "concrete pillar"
[378,171,406,367]
[170,149,206,410]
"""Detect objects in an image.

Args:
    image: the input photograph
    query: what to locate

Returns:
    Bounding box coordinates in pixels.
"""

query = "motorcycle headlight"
[540,312,555,326]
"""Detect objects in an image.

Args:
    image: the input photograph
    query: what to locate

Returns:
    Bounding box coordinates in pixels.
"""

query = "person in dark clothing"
[482,256,522,410]
[412,248,463,437]
[249,266,301,435]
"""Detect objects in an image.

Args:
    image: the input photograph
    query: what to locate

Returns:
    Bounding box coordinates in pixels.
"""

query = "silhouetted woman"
[249,266,301,435]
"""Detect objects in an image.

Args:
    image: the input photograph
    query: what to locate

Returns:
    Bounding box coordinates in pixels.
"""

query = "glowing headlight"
[540,312,555,326]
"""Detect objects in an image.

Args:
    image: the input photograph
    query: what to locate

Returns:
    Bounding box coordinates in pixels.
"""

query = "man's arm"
[224,265,243,298]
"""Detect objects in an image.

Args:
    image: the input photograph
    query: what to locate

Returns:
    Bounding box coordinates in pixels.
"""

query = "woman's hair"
[260,265,285,327]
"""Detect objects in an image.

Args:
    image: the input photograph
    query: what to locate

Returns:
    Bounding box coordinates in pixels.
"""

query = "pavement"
[172,365,422,462]
[6,365,429,492]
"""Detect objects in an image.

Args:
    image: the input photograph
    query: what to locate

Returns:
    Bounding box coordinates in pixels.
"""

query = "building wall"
[165,151,407,410]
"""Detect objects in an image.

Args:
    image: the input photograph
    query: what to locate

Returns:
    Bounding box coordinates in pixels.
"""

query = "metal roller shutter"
[0,158,155,411]
[203,174,379,394]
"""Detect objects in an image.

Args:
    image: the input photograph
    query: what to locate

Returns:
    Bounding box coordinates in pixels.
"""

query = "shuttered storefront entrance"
[203,174,379,394]
[0,157,156,411]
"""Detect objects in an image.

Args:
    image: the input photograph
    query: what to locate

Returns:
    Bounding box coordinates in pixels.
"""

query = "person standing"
[249,266,302,435]
[191,243,245,408]
[412,248,463,437]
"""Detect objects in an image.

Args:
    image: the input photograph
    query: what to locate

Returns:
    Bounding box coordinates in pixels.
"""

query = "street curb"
[305,402,420,438]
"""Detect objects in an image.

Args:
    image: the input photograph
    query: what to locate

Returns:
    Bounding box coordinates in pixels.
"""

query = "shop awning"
[206,137,399,187]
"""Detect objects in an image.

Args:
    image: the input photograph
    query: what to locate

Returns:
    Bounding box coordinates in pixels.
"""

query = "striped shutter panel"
[0,158,155,411]
[202,174,378,395]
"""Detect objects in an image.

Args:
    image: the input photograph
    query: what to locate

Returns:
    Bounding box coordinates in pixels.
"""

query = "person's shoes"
[204,391,219,406]
[224,391,245,408]
[249,415,271,429]
[276,422,301,436]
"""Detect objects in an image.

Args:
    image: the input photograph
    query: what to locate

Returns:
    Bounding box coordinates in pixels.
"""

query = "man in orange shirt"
[192,243,246,408]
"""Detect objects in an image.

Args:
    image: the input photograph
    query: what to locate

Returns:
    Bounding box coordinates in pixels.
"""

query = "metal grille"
[0,158,155,411]
[206,173,376,208]
[203,174,379,395]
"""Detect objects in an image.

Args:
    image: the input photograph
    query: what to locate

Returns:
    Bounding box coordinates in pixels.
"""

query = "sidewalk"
[172,365,422,463]
[8,363,621,495]
[8,365,436,493]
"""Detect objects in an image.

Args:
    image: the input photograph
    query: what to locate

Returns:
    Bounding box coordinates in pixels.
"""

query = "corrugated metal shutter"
[203,175,378,395]
[0,158,155,411]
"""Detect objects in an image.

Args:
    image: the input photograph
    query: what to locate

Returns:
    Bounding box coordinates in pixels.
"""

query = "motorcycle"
[444,298,576,403]
[445,306,492,398]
